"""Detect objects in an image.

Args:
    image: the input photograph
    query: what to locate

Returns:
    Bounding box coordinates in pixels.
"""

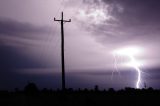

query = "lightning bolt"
[112,47,143,89]
[129,55,141,89]
[111,53,121,80]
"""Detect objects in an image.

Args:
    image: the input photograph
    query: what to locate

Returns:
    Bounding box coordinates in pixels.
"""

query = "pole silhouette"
[54,12,71,91]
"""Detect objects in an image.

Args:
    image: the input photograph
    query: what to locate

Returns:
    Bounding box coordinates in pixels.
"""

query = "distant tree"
[148,87,153,91]
[108,88,115,93]
[125,87,135,92]
[24,82,39,95]
[94,85,99,91]
[78,88,81,92]
[68,88,73,92]
[103,89,106,92]
[144,82,147,89]
[42,88,48,93]
[84,88,89,92]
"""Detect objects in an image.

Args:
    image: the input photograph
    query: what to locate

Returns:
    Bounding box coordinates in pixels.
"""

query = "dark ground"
[0,83,160,106]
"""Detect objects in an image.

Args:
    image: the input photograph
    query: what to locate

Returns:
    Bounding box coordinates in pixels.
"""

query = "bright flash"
[113,47,143,89]
[113,47,142,56]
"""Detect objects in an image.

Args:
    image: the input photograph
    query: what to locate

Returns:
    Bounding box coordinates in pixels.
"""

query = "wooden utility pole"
[54,12,71,91]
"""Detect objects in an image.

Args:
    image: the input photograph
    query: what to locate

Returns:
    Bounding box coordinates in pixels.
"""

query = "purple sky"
[0,0,160,90]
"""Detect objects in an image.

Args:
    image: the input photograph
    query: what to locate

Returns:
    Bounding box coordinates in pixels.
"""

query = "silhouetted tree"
[144,82,147,89]
[94,85,99,91]
[84,88,89,92]
[24,82,39,95]
[108,88,115,93]
[148,87,153,91]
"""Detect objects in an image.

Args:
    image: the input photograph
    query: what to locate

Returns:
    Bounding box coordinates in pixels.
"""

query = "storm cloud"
[0,18,60,70]
[79,0,160,44]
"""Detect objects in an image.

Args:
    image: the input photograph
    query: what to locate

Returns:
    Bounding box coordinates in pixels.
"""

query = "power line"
[38,0,66,66]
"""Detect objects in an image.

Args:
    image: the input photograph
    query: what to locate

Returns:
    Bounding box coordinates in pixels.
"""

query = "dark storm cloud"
[0,18,58,69]
[0,18,49,39]
[103,0,160,29]
[0,18,55,50]
[0,45,45,69]
[109,0,160,26]
[89,0,160,44]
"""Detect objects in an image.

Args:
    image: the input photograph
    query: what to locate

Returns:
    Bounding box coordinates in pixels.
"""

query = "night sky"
[1,0,160,90]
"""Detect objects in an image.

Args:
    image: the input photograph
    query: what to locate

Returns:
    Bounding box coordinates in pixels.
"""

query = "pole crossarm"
[54,18,71,22]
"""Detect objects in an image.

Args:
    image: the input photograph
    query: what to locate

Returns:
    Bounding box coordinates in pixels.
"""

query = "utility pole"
[54,12,71,91]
